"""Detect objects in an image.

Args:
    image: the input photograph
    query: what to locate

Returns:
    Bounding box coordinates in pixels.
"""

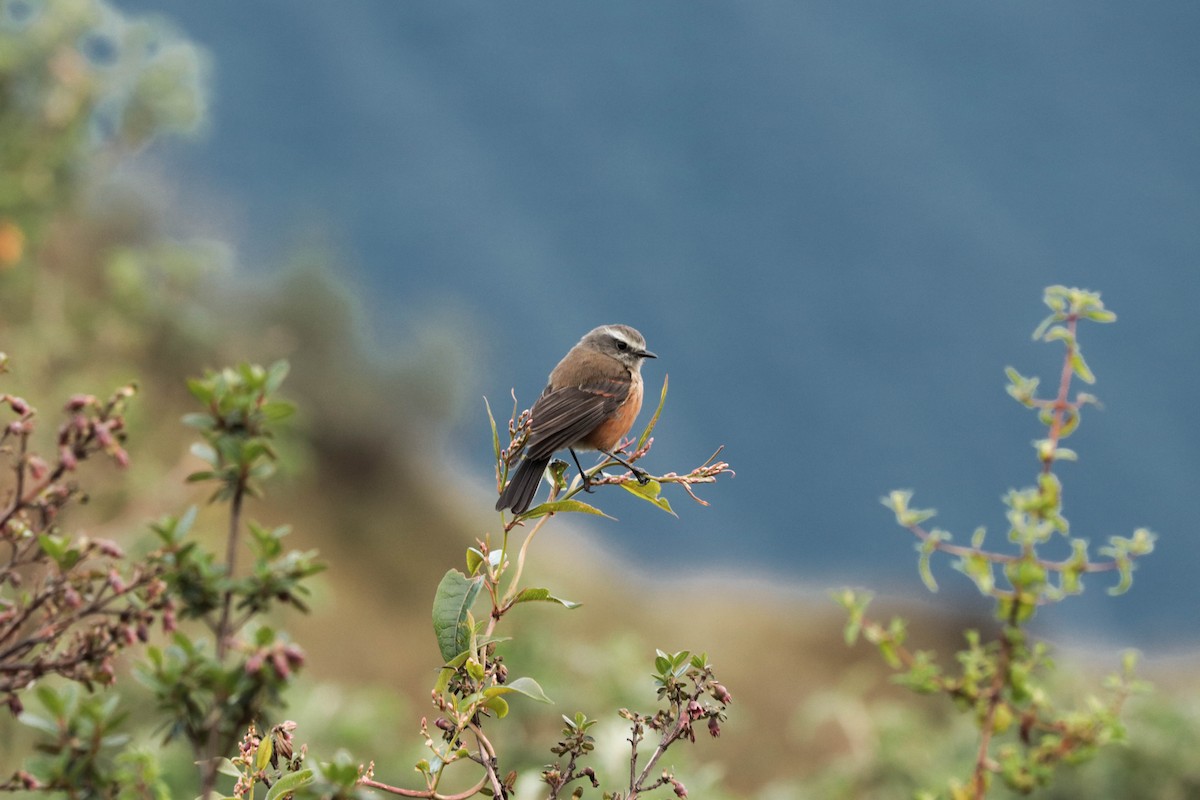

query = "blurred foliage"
[840,289,1160,798]
[0,1,1198,798]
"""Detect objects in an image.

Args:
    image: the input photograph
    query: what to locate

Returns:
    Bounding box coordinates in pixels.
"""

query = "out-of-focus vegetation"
[840,288,1157,798]
[2,1,1199,797]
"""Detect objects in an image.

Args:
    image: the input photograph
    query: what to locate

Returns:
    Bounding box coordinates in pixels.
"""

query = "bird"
[495,324,657,515]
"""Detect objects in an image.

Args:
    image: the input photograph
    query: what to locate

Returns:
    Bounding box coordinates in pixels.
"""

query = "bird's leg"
[599,448,651,485]
[569,448,595,492]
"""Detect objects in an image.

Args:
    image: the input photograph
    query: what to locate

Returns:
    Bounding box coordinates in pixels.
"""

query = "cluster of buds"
[652,446,733,507]
[0,770,41,791]
[0,537,177,699]
[498,407,532,469]
[228,721,305,798]
[59,387,136,470]
[243,640,305,680]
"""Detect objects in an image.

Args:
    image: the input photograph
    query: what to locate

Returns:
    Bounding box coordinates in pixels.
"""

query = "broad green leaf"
[432,570,483,662]
[264,770,315,800]
[466,547,485,575]
[520,499,614,521]
[620,479,676,516]
[510,587,581,609]
[492,681,552,705]
[483,695,510,718]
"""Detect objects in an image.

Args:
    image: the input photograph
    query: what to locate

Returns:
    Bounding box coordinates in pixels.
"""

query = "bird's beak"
[639,349,657,359]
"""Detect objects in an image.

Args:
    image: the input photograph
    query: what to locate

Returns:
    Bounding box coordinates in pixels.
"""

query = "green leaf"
[1107,556,1133,596]
[882,489,936,527]
[484,396,501,464]
[19,714,59,736]
[520,499,614,520]
[264,360,291,394]
[510,587,581,609]
[916,530,949,593]
[190,442,218,467]
[264,769,315,800]
[466,547,485,576]
[255,737,273,772]
[261,401,295,421]
[181,412,215,430]
[483,695,510,718]
[971,527,986,548]
[432,570,483,662]
[1070,349,1096,384]
[619,479,676,516]
[493,676,552,704]
[1043,325,1074,344]
[637,374,669,450]
[1031,314,1057,342]
[1004,367,1040,407]
[186,378,214,404]
[36,533,65,564]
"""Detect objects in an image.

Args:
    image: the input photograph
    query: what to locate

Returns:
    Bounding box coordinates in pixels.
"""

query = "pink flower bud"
[26,456,48,480]
[107,570,127,594]
[271,649,291,679]
[94,422,114,447]
[96,538,124,558]
[283,644,305,667]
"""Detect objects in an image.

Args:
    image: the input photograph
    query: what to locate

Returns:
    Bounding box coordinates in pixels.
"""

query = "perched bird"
[496,324,656,514]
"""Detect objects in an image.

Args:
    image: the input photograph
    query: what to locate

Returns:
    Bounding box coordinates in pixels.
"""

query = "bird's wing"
[524,378,631,459]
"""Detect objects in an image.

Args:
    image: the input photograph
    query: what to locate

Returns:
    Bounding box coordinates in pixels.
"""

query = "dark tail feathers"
[495,456,550,514]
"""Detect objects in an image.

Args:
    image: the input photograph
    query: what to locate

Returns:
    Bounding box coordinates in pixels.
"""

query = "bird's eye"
[615,339,629,351]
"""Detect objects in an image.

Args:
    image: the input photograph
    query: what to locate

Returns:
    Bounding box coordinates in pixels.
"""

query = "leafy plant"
[329,379,735,799]
[838,286,1155,799]
[136,362,323,798]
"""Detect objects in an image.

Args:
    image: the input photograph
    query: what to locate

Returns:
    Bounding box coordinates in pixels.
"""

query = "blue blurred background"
[113,0,1199,648]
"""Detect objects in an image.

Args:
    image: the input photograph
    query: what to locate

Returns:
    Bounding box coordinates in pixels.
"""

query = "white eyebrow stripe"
[605,326,633,346]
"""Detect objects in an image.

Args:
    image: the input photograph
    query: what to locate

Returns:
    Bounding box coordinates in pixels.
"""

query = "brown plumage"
[496,325,656,514]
